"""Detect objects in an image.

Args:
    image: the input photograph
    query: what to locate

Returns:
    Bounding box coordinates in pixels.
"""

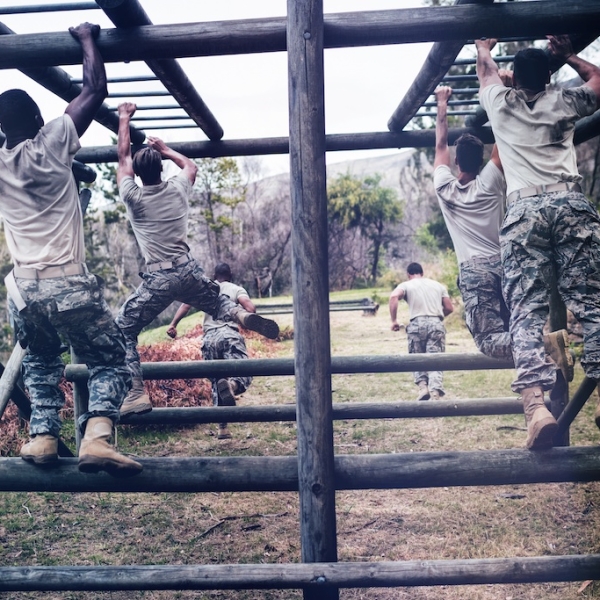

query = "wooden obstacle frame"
[1,1,600,598]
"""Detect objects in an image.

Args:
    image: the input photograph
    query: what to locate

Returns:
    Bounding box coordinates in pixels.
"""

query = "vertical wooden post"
[287,1,338,599]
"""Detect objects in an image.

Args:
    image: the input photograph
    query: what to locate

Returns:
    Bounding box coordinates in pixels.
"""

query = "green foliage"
[438,249,460,298]
[328,172,404,284]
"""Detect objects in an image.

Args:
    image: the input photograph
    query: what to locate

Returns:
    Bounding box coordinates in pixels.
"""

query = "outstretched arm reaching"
[65,23,107,137]
[147,137,198,185]
[476,38,503,90]
[434,86,452,169]
[117,102,136,186]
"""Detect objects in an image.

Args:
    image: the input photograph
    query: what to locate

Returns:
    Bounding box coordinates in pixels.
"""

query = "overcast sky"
[2,1,436,175]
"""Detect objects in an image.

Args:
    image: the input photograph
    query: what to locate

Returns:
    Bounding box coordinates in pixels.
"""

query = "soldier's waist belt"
[460,253,500,268]
[13,263,87,280]
[146,253,192,273]
[507,182,582,204]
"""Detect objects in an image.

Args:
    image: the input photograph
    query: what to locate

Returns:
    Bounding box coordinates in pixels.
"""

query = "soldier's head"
[132,147,163,185]
[513,48,550,93]
[406,262,423,278]
[455,134,484,174]
[214,262,232,282]
[0,89,43,142]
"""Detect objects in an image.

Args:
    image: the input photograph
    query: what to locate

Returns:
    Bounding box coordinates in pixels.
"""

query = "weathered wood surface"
[0,554,598,591]
[0,21,146,145]
[287,0,339,589]
[0,2,597,69]
[1,447,599,493]
[387,0,493,133]
[0,343,27,420]
[65,353,514,382]
[97,0,223,141]
[73,127,496,162]
[123,398,523,426]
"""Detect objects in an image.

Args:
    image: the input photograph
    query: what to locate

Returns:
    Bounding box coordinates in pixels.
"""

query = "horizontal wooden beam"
[0,2,597,69]
[122,397,523,426]
[0,446,598,493]
[64,353,513,382]
[1,554,599,591]
[74,127,496,162]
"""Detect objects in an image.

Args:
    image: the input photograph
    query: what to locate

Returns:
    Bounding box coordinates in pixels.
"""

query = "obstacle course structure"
[0,1,600,598]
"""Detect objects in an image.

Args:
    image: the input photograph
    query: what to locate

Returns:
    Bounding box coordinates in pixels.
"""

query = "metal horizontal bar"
[1,555,599,592]
[452,54,514,67]
[105,104,182,111]
[72,74,160,84]
[432,87,479,95]
[0,2,97,15]
[130,115,193,122]
[422,99,480,108]
[442,74,479,82]
[138,124,198,130]
[416,111,477,117]
[107,90,171,98]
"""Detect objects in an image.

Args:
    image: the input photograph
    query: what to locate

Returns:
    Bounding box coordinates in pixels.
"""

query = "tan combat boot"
[217,424,232,440]
[417,381,430,401]
[430,389,443,401]
[20,434,58,465]
[522,386,558,450]
[543,329,574,382]
[78,417,143,476]
[120,377,152,418]
[231,307,279,340]
[217,378,238,407]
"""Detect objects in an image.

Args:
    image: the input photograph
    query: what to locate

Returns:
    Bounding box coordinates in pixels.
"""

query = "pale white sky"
[1,1,436,175]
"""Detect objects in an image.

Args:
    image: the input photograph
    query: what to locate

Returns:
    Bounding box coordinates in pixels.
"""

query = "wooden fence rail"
[1,554,599,592]
[1,446,599,493]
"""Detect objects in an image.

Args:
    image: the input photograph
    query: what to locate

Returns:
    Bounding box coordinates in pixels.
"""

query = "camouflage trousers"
[501,190,600,393]
[458,254,512,360]
[406,316,446,393]
[202,325,252,408]
[9,272,131,437]
[116,258,238,380]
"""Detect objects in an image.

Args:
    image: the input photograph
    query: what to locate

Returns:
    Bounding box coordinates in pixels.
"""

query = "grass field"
[0,289,599,599]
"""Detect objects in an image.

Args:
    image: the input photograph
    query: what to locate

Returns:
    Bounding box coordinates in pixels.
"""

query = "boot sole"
[244,314,279,340]
[217,379,237,407]
[21,454,59,466]
[120,402,153,419]
[78,455,143,477]
[526,418,558,450]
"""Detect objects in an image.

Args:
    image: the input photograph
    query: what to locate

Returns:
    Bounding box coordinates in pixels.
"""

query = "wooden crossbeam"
[0,2,597,69]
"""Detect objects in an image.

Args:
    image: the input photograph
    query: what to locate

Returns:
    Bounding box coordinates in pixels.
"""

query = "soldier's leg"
[425,320,446,397]
[406,319,429,400]
[221,328,252,394]
[459,258,512,361]
[202,331,230,436]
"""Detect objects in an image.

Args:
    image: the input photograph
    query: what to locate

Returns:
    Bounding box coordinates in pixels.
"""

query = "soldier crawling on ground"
[167,263,255,440]
[115,102,279,419]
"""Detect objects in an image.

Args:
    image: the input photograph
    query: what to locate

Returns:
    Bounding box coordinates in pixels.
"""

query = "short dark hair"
[0,89,41,134]
[132,147,162,183]
[455,134,484,174]
[214,262,232,280]
[407,262,423,276]
[514,48,550,93]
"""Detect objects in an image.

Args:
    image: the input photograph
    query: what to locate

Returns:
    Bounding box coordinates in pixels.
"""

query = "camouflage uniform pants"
[202,325,252,411]
[501,190,600,393]
[9,273,130,436]
[458,254,512,360]
[116,258,238,380]
[406,316,446,393]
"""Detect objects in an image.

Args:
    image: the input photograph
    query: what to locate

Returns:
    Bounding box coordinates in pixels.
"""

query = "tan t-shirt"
[119,173,192,264]
[480,84,597,196]
[0,114,84,268]
[203,280,250,332]
[395,277,449,320]
[434,162,505,265]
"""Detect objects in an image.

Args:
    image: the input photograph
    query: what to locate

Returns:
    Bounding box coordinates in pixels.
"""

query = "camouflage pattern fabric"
[406,316,446,393]
[9,272,130,436]
[458,254,512,360]
[202,325,252,407]
[501,190,600,393]
[116,258,238,379]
